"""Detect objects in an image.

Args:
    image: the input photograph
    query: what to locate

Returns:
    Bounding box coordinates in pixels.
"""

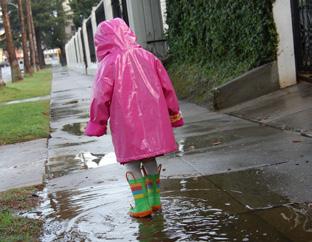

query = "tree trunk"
[59,45,67,66]
[35,27,45,68]
[25,0,37,72]
[0,67,3,84]
[0,0,22,82]
[17,0,33,75]
[29,0,40,70]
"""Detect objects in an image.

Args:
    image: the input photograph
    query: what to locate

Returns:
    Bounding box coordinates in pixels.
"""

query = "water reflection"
[77,152,117,169]
[33,176,312,241]
[62,123,86,136]
[281,203,312,232]
[46,152,117,179]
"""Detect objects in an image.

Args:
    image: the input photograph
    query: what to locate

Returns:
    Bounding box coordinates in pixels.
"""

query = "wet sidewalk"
[0,139,47,192]
[223,81,312,137]
[36,67,312,241]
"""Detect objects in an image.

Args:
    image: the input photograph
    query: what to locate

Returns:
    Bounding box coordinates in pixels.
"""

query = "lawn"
[0,185,43,241]
[0,101,50,145]
[0,68,52,144]
[0,68,52,103]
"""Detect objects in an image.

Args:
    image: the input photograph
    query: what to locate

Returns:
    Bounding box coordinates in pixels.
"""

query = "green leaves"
[166,0,277,67]
[68,0,100,28]
[31,0,67,48]
[166,0,278,106]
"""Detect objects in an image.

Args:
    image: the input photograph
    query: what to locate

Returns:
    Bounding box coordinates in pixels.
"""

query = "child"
[85,18,184,218]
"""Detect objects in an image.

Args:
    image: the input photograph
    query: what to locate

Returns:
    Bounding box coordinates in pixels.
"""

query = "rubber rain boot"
[126,172,152,218]
[145,165,162,211]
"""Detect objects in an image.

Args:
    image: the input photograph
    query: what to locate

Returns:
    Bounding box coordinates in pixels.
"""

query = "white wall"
[160,0,168,31]
[126,0,147,48]
[126,0,167,58]
[104,0,113,20]
[273,0,297,88]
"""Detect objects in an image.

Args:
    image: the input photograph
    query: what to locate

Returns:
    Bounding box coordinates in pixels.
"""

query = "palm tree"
[0,0,22,82]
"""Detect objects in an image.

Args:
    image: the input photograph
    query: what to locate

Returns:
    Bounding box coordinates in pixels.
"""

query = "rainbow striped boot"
[145,165,162,211]
[126,172,152,218]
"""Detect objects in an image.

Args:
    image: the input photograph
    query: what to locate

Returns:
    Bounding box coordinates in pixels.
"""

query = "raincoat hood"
[94,18,140,61]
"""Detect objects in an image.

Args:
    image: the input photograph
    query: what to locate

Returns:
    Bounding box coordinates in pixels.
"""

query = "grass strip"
[0,68,52,104]
[0,101,50,145]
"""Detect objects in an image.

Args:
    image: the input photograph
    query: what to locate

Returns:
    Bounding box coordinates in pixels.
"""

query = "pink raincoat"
[85,18,184,164]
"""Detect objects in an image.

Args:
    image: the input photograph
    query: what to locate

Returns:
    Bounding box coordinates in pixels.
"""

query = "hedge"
[166,0,278,106]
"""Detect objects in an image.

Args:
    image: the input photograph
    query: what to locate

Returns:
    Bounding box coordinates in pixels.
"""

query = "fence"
[65,0,167,75]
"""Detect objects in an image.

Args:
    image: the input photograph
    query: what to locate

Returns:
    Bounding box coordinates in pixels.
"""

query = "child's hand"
[84,121,107,137]
[170,112,184,128]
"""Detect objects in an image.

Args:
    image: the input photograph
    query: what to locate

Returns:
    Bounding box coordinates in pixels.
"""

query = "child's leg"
[125,160,152,218]
[142,157,161,211]
[142,157,158,175]
[124,160,142,178]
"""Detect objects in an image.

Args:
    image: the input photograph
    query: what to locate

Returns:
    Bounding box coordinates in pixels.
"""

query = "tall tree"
[0,0,22,82]
[17,0,33,75]
[7,3,21,48]
[31,0,55,68]
[53,0,67,65]
[35,27,45,68]
[25,0,37,71]
[68,0,100,28]
[32,0,68,66]
[28,0,40,69]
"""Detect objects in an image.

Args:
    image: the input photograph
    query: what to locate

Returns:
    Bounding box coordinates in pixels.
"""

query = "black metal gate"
[292,0,312,72]
[111,0,129,25]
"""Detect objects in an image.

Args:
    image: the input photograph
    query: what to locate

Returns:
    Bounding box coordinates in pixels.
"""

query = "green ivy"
[166,0,278,106]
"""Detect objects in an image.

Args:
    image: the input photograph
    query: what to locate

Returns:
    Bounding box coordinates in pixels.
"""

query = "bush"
[166,0,278,106]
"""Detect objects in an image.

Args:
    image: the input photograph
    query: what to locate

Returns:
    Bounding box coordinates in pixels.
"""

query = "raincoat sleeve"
[155,58,184,128]
[85,63,114,136]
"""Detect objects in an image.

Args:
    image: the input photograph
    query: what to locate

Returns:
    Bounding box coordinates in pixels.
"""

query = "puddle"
[55,140,95,148]
[62,123,87,136]
[46,155,81,179]
[79,114,90,119]
[175,126,280,156]
[51,108,83,121]
[256,202,312,241]
[63,100,79,105]
[176,135,229,156]
[78,152,117,169]
[33,176,312,241]
[46,152,117,179]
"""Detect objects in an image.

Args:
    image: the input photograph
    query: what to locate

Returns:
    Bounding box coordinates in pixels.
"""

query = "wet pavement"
[33,175,312,242]
[224,81,312,136]
[36,67,312,241]
[0,139,47,192]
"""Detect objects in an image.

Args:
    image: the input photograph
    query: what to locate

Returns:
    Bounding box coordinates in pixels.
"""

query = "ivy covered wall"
[166,0,278,106]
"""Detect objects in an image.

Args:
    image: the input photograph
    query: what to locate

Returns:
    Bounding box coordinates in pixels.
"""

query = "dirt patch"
[0,185,44,241]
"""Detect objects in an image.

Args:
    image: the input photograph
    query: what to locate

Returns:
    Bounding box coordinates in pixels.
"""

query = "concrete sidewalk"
[39,67,312,241]
[224,81,312,137]
[0,139,47,192]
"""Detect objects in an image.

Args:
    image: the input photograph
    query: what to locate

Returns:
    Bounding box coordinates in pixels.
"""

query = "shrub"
[166,0,278,106]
